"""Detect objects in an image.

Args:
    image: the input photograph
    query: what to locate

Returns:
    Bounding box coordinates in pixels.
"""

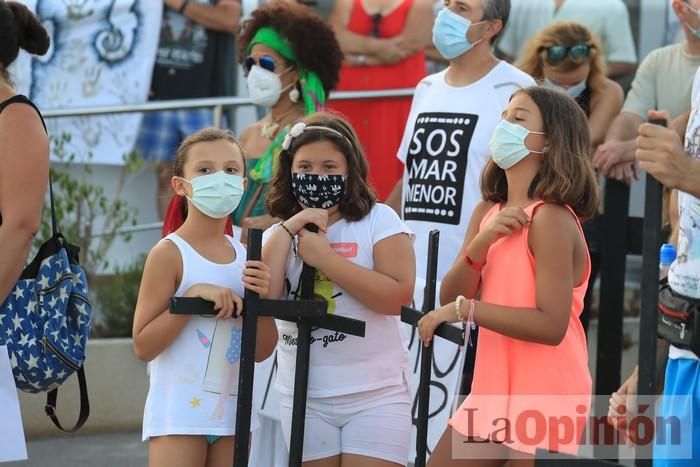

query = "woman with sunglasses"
[517,22,623,150]
[232,1,342,240]
[328,0,433,200]
[517,21,623,335]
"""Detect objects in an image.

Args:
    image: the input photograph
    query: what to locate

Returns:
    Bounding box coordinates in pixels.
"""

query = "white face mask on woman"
[543,78,587,99]
[246,65,294,108]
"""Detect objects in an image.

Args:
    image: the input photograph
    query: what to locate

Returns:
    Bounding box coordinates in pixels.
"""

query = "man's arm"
[593,112,645,174]
[165,0,240,35]
[637,110,700,198]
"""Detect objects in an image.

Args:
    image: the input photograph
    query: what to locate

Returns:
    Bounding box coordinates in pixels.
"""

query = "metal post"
[635,118,667,466]
[289,224,320,467]
[416,231,440,467]
[594,180,630,461]
[401,230,465,467]
[233,229,262,465]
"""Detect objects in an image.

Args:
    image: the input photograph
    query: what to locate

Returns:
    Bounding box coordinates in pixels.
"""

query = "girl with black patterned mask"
[262,112,416,467]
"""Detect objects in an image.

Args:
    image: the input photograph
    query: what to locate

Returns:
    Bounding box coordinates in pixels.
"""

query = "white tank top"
[142,233,259,440]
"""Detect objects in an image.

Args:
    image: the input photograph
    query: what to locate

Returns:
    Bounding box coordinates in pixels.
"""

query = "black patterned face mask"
[291,173,346,209]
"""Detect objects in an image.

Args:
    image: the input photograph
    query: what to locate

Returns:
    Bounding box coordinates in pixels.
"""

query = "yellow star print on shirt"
[190,397,202,408]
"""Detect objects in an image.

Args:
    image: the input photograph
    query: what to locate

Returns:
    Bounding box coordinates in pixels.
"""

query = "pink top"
[450,201,592,456]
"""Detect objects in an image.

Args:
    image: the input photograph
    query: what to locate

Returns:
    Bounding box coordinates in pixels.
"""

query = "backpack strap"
[45,366,90,432]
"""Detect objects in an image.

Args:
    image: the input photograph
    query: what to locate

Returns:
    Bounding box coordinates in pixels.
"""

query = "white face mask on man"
[246,65,295,108]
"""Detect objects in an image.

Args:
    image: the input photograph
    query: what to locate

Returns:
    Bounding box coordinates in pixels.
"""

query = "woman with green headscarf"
[234,1,342,240]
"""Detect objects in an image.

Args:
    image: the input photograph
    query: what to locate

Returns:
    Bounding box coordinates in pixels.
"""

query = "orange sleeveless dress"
[328,0,426,200]
[449,201,592,456]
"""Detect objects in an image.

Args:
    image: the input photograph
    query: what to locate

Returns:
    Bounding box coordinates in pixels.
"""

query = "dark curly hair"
[0,2,50,82]
[238,1,342,94]
[266,111,376,222]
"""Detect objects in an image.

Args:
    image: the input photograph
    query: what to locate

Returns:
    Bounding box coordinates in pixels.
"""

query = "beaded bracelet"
[455,295,466,321]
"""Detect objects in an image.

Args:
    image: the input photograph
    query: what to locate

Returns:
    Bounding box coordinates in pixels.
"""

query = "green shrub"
[92,254,147,338]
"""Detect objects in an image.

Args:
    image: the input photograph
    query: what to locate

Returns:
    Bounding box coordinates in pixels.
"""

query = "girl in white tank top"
[132,128,277,467]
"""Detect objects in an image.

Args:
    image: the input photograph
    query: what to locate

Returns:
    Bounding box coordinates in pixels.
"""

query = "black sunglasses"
[371,13,382,38]
[540,44,592,62]
[243,55,277,74]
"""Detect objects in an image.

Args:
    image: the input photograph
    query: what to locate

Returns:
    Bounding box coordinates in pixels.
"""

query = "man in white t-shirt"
[497,0,637,78]
[386,0,534,283]
[610,68,700,466]
[593,0,700,184]
[384,0,533,457]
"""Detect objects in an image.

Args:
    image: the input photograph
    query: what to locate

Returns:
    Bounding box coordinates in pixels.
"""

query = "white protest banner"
[11,1,162,165]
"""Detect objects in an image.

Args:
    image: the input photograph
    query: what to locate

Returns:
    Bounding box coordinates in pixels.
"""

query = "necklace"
[260,105,303,140]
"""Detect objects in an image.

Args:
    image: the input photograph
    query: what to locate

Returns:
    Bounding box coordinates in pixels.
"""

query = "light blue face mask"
[543,77,587,98]
[180,171,245,219]
[488,120,546,170]
[432,8,486,60]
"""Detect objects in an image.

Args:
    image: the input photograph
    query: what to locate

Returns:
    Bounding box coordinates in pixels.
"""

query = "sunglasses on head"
[243,55,278,74]
[540,44,592,62]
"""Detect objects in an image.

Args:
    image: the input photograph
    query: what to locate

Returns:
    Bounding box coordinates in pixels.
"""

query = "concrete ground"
[4,432,147,467]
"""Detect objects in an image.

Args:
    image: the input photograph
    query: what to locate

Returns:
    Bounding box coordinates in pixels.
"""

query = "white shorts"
[279,384,412,464]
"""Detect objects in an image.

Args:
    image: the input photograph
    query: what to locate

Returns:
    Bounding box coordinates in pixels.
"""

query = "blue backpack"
[0,95,92,432]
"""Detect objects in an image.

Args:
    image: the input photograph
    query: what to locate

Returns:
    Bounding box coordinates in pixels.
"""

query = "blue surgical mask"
[180,171,245,219]
[488,120,546,170]
[543,78,587,98]
[432,8,486,60]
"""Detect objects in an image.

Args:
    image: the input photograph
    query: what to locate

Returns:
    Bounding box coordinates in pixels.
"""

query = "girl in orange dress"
[418,86,599,466]
[329,0,432,200]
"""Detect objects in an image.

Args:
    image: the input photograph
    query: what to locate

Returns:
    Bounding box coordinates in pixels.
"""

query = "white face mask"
[179,171,245,219]
[488,120,546,170]
[543,77,587,98]
[246,65,294,108]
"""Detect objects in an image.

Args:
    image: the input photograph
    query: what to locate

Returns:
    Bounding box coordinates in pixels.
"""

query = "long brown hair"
[516,21,607,97]
[266,112,375,221]
[481,86,599,220]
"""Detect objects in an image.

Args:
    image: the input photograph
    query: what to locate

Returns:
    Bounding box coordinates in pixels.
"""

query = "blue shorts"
[136,109,217,162]
[654,357,700,466]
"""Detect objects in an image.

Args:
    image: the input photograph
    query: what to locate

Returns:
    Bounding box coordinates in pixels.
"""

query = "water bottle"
[659,243,677,280]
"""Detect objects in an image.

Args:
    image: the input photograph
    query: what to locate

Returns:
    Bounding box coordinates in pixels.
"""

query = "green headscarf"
[247,26,325,116]
[233,27,327,224]
[245,27,326,184]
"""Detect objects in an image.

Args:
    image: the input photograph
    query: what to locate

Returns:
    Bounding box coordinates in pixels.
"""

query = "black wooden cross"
[400,230,465,467]
[170,228,366,467]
